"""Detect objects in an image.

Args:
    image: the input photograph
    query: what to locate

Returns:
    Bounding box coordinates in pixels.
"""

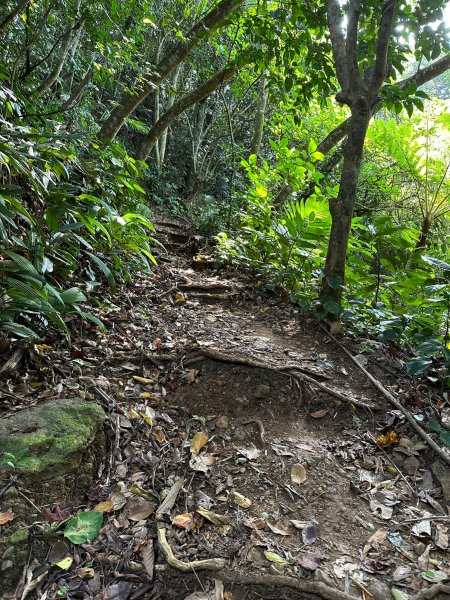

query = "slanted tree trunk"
[98,0,243,141]
[135,63,238,161]
[319,0,398,318]
[0,0,30,32]
[250,75,269,157]
[156,64,182,172]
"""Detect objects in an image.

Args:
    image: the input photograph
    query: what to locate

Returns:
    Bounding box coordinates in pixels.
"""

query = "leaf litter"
[0,217,449,600]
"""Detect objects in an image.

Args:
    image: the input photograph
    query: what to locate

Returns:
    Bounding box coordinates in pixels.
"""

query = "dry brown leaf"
[93,501,114,513]
[196,507,232,525]
[109,491,127,510]
[189,453,216,473]
[266,521,291,536]
[291,463,307,484]
[232,492,252,509]
[123,497,154,521]
[76,567,95,579]
[190,431,208,454]
[152,426,165,444]
[141,540,154,580]
[310,409,329,419]
[172,513,195,529]
[295,552,321,571]
[0,512,15,525]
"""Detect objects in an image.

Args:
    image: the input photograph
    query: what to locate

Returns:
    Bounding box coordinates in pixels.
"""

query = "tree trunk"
[415,214,433,250]
[99,0,243,141]
[0,0,30,32]
[135,64,238,161]
[250,75,268,157]
[319,106,371,310]
[156,64,182,172]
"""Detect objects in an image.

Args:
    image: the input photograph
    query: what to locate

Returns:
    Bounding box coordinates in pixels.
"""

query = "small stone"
[367,579,390,600]
[2,487,18,499]
[236,396,249,407]
[1,547,14,560]
[254,384,270,399]
[216,416,229,429]
[1,560,14,571]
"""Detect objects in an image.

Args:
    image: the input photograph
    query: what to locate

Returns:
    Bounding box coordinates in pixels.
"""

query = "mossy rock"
[0,398,105,495]
[0,399,106,596]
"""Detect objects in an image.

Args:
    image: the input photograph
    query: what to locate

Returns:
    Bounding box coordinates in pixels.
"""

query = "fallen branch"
[219,571,360,600]
[321,326,450,467]
[0,343,26,374]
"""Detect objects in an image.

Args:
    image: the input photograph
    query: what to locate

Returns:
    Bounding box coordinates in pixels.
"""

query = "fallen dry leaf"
[302,520,319,545]
[123,497,154,521]
[172,513,195,529]
[0,512,15,525]
[232,492,252,509]
[310,409,329,419]
[291,463,307,484]
[190,431,208,454]
[141,540,154,580]
[266,520,291,536]
[93,501,114,513]
[196,507,232,525]
[133,376,155,385]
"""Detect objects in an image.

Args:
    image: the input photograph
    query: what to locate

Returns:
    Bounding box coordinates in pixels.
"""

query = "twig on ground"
[321,325,450,467]
[0,344,26,374]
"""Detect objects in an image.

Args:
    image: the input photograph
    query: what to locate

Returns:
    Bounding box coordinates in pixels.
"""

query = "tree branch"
[0,0,30,32]
[346,0,363,86]
[371,0,398,91]
[325,0,349,91]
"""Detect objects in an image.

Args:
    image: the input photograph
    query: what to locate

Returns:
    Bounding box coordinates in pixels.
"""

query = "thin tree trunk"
[135,64,238,161]
[98,0,243,141]
[0,0,30,32]
[415,214,433,250]
[157,64,182,171]
[250,75,268,157]
[59,65,93,111]
[35,23,80,97]
[319,109,371,309]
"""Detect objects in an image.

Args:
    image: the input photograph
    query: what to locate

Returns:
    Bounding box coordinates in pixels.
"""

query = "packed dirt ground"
[1,217,449,600]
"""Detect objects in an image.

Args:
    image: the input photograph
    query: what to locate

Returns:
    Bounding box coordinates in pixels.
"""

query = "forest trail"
[1,217,449,600]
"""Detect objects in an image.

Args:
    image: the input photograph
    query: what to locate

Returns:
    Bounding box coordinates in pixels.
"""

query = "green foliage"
[0,87,155,340]
[64,511,103,544]
[0,448,32,470]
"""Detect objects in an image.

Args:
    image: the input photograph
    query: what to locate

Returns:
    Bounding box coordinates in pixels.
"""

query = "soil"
[0,216,449,600]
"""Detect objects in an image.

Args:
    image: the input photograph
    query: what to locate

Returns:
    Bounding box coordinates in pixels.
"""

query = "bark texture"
[250,75,269,157]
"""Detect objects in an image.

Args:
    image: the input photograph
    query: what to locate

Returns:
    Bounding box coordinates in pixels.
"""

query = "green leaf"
[0,322,40,339]
[428,420,442,433]
[326,274,342,290]
[422,255,450,271]
[64,511,103,544]
[84,251,116,292]
[405,357,432,375]
[440,431,450,447]
[323,300,341,314]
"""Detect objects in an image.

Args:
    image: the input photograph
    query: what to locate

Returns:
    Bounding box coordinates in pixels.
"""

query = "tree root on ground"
[150,347,378,410]
[321,325,450,467]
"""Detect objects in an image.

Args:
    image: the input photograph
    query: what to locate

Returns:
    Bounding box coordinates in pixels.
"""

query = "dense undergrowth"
[0,87,156,340]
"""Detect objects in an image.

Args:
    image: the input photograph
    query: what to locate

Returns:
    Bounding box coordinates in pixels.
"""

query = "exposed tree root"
[0,343,26,374]
[218,572,360,600]
[410,584,450,600]
[181,348,378,410]
[321,325,450,467]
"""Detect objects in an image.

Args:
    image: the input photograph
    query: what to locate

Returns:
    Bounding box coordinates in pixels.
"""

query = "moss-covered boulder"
[0,398,105,486]
[0,398,106,596]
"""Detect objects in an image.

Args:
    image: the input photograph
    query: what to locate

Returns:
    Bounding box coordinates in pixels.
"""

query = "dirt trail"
[1,217,449,600]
